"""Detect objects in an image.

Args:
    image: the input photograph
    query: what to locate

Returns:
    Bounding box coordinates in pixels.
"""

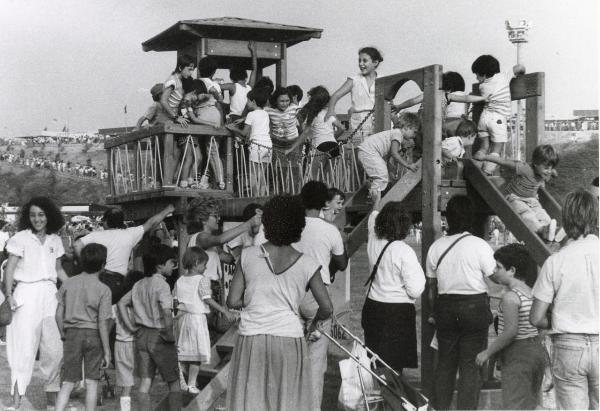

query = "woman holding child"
[3,197,67,409]
[226,195,333,411]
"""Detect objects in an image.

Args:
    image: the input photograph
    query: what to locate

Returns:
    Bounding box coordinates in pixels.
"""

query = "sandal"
[186,386,200,395]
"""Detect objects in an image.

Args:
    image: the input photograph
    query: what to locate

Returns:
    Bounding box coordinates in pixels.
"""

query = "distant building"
[545,110,599,131]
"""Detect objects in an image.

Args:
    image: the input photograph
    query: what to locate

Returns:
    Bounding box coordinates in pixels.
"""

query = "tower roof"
[142,17,322,52]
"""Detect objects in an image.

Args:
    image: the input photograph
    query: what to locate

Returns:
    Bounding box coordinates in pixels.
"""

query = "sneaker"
[187,386,200,395]
[547,219,557,242]
[179,180,189,189]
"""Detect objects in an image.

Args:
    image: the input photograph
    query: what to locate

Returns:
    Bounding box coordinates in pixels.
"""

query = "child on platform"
[358,112,420,203]
[161,54,195,127]
[135,83,171,129]
[476,244,546,410]
[287,84,304,109]
[221,41,257,123]
[227,88,272,196]
[471,55,517,174]
[266,87,300,147]
[174,247,238,394]
[117,245,181,411]
[475,144,559,241]
[55,244,112,411]
[441,119,477,164]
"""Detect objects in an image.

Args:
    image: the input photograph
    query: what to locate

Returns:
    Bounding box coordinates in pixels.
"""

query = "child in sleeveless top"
[476,244,546,410]
[221,41,257,123]
[174,247,238,395]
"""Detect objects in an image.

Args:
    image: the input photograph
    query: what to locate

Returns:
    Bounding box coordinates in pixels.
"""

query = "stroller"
[322,318,430,411]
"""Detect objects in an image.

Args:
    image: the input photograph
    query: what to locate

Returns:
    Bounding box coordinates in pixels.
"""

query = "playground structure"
[105,17,562,410]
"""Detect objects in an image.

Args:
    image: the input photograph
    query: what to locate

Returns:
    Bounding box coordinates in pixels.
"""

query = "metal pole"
[515,42,522,160]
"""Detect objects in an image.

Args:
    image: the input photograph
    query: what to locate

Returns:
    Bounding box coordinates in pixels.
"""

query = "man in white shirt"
[530,189,599,410]
[74,204,174,303]
[295,181,347,411]
[426,195,496,410]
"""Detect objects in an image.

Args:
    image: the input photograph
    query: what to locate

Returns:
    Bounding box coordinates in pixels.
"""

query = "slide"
[463,159,560,266]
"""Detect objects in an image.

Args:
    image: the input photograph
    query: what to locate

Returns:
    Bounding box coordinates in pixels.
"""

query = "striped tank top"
[498,287,538,340]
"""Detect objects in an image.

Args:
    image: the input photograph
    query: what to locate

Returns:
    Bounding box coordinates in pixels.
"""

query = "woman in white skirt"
[226,195,334,411]
[173,246,238,395]
[3,197,67,409]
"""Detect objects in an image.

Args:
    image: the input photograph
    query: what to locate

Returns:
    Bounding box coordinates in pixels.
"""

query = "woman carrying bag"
[361,198,425,373]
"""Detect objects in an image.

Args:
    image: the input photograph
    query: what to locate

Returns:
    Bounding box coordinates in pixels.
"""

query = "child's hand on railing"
[175,116,189,127]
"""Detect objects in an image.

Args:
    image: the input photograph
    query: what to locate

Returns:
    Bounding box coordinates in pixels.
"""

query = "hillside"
[0,132,597,206]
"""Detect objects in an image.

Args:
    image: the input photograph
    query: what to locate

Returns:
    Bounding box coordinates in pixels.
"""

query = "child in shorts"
[475,144,559,241]
[441,119,477,164]
[117,244,181,411]
[357,112,420,203]
[227,88,272,196]
[471,55,515,175]
[114,270,144,411]
[476,244,546,409]
[55,244,112,411]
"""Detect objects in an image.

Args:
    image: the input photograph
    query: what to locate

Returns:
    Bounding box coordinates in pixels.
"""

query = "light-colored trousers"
[7,281,63,396]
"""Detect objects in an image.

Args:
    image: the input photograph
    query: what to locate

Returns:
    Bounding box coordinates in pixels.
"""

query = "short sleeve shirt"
[238,246,320,338]
[533,235,599,334]
[503,161,544,199]
[173,275,211,315]
[164,74,183,112]
[128,274,173,329]
[57,273,112,330]
[358,129,404,158]
[245,109,272,148]
[80,226,144,275]
[6,230,65,283]
[426,232,495,294]
[293,217,344,285]
[266,106,299,141]
[479,72,512,117]
[144,102,171,126]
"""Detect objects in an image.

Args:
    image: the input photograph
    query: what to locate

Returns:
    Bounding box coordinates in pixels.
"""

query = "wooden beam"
[510,72,544,101]
[275,43,287,87]
[204,38,282,59]
[163,133,175,185]
[525,73,545,162]
[538,186,562,221]
[104,125,230,149]
[419,64,443,398]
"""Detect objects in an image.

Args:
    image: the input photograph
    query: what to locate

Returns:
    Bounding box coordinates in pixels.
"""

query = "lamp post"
[506,20,531,160]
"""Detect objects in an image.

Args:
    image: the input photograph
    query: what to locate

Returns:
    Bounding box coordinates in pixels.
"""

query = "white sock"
[120,396,131,411]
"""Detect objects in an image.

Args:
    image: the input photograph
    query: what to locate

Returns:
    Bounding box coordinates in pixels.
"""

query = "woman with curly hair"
[226,195,333,411]
[361,198,425,373]
[3,196,68,409]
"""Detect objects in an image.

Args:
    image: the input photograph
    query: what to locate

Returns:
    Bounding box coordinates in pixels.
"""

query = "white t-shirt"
[229,83,251,116]
[367,212,425,303]
[293,217,344,285]
[533,235,599,334]
[245,109,272,148]
[445,91,467,118]
[6,230,65,283]
[0,231,10,253]
[426,232,495,294]
[441,136,465,158]
[80,226,144,275]
[310,109,337,148]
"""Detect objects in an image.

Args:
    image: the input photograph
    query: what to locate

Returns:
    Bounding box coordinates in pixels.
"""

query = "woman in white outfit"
[3,197,67,409]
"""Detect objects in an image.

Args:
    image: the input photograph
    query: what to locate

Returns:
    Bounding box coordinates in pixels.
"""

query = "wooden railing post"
[525,73,544,162]
[226,135,234,194]
[163,133,175,185]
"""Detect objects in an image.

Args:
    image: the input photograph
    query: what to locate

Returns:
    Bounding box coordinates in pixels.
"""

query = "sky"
[1,0,598,136]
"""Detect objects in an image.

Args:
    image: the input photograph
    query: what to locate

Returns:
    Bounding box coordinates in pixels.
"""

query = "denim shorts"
[63,328,104,381]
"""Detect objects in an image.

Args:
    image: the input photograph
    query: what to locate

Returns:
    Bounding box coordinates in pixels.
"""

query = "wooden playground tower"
[105,17,561,410]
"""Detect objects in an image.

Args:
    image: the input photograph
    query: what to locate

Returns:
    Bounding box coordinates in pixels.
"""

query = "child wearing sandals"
[174,247,238,394]
[475,144,559,241]
[476,244,546,410]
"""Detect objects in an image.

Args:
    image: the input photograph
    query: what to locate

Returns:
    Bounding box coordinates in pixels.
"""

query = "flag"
[124,105,127,114]
[62,125,67,132]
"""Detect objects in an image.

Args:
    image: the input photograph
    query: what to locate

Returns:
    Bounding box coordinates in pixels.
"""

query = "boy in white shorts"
[357,112,420,203]
[227,88,272,196]
[471,55,515,174]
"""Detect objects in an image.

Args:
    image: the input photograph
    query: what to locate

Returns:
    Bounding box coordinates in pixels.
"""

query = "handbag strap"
[364,241,393,293]
[436,233,471,268]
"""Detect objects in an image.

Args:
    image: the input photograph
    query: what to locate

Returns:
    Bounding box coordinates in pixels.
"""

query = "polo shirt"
[57,273,112,329]
[122,274,172,329]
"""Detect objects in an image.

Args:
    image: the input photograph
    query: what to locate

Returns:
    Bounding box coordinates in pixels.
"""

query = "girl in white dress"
[173,246,238,394]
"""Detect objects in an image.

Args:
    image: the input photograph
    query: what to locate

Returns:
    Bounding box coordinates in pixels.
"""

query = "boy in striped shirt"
[471,55,514,174]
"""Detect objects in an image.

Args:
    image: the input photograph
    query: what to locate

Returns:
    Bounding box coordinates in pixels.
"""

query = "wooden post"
[374,82,391,133]
[134,141,141,191]
[420,65,443,397]
[525,73,544,162]
[275,44,287,87]
[163,133,175,185]
[107,149,115,197]
[225,135,234,194]
[176,213,188,270]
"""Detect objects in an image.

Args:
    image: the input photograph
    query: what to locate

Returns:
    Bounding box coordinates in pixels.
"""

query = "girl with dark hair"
[326,46,384,144]
[266,87,299,148]
[226,195,333,411]
[361,199,425,373]
[160,54,194,128]
[4,197,67,409]
[221,41,258,123]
